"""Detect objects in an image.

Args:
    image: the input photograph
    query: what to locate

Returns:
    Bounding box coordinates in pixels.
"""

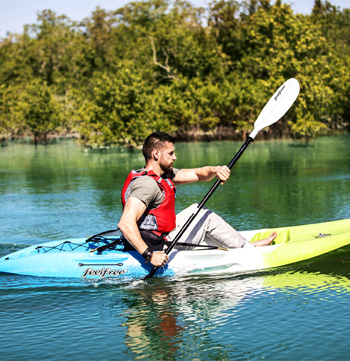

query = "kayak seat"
[250,229,290,245]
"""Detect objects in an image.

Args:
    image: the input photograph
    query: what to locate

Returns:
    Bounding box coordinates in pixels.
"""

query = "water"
[0,135,350,360]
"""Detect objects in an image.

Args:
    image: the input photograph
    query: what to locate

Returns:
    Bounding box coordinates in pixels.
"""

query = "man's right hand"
[150,251,169,267]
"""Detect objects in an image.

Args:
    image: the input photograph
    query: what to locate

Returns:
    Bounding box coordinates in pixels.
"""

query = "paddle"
[145,78,300,279]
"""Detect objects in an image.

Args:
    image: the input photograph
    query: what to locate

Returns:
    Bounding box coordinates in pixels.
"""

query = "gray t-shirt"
[126,168,179,208]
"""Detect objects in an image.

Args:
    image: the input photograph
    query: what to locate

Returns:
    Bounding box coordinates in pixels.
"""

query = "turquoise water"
[0,135,350,360]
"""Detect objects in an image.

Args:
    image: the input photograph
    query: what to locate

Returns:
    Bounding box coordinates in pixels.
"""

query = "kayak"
[0,219,349,279]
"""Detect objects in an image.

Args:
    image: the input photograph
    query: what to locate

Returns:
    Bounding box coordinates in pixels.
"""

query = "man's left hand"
[216,166,230,184]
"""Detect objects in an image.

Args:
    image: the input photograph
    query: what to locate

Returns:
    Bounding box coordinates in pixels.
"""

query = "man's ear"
[152,148,160,161]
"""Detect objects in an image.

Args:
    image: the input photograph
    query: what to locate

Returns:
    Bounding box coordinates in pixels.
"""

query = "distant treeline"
[0,0,350,146]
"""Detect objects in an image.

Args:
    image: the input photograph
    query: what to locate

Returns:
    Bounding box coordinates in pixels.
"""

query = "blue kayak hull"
[1,219,350,279]
[0,239,174,278]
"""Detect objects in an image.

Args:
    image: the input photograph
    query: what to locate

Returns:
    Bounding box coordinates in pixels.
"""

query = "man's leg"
[167,204,249,249]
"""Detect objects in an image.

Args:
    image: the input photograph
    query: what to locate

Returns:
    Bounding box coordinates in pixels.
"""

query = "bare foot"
[250,232,277,247]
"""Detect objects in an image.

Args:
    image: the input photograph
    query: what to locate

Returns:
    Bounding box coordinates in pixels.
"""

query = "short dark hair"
[142,132,176,161]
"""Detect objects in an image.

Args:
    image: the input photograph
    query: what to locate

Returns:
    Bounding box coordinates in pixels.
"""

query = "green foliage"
[0,84,21,137]
[0,0,349,145]
[211,0,350,139]
[0,80,61,142]
[20,80,61,143]
[76,63,152,147]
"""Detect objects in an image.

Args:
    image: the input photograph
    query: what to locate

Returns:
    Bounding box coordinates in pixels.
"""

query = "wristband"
[142,248,153,263]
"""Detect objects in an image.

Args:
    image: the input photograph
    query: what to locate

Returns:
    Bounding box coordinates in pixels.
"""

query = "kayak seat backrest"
[250,229,290,245]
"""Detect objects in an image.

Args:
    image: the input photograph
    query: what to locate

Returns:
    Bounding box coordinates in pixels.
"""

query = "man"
[118,132,276,267]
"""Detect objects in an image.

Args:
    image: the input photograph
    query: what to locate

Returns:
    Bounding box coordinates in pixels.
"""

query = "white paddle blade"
[249,78,300,139]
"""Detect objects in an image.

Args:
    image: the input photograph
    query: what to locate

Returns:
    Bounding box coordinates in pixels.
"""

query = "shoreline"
[1,128,349,148]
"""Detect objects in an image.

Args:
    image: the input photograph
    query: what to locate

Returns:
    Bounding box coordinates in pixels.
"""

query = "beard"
[160,161,173,173]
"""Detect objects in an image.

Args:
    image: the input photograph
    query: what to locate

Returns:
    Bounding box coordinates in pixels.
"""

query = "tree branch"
[150,36,179,81]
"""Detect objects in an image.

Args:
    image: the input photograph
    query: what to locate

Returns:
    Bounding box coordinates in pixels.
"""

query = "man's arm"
[173,166,231,185]
[118,197,169,267]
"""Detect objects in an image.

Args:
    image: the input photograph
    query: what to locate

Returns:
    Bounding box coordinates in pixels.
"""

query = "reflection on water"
[0,252,349,360]
[91,246,349,360]
[109,261,350,360]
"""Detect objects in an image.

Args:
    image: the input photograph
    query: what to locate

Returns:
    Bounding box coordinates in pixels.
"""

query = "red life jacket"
[121,169,176,235]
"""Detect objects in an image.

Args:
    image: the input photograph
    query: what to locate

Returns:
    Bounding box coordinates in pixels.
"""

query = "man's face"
[158,142,177,173]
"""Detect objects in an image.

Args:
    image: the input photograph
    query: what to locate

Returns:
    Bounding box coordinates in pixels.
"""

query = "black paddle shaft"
[145,136,254,279]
